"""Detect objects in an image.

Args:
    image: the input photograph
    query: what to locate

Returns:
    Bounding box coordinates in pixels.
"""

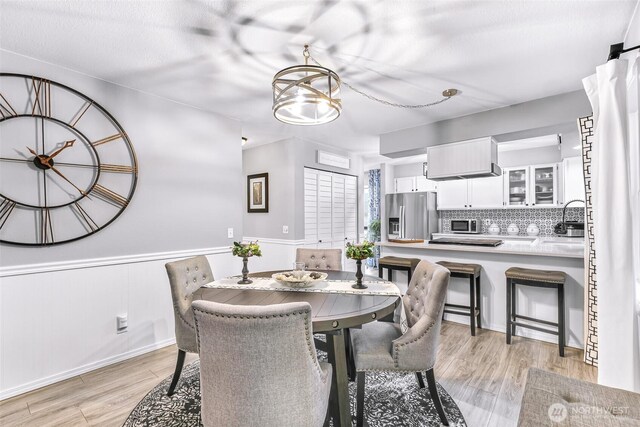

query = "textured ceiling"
[1,0,637,155]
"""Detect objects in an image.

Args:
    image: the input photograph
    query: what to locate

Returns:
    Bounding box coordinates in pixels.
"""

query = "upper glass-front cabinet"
[531,163,558,206]
[503,164,559,207]
[505,168,528,207]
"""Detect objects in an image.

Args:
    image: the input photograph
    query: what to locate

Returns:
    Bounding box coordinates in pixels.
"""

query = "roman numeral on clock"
[69,101,93,127]
[40,208,54,244]
[0,199,16,229]
[92,184,128,207]
[99,164,136,174]
[71,202,98,232]
[0,93,17,118]
[31,77,52,117]
[92,134,122,147]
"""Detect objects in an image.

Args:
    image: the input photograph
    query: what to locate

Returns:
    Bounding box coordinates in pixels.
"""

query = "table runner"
[203,276,401,297]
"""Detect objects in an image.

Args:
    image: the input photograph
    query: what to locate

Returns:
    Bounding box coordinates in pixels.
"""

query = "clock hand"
[47,139,76,161]
[26,146,39,157]
[47,164,89,197]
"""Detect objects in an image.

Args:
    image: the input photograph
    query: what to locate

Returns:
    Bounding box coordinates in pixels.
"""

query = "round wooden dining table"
[192,270,400,427]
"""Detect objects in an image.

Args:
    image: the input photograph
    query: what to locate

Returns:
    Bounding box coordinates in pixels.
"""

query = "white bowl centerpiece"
[272,271,328,288]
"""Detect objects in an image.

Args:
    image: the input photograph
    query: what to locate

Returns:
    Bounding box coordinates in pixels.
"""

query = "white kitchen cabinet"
[530,163,559,207]
[437,176,503,210]
[468,175,504,208]
[503,164,559,208]
[415,176,438,192]
[504,167,529,207]
[394,176,416,193]
[437,180,469,209]
[562,157,586,203]
[394,176,437,193]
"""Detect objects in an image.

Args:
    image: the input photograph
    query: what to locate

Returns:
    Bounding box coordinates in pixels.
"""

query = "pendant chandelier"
[272,45,458,126]
[272,45,342,125]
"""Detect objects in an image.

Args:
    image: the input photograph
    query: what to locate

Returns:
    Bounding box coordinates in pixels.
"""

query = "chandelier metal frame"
[272,45,342,126]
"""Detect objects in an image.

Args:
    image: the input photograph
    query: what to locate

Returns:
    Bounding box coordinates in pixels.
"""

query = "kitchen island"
[378,234,585,348]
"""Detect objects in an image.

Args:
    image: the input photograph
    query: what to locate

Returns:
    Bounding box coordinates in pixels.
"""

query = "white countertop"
[378,233,585,259]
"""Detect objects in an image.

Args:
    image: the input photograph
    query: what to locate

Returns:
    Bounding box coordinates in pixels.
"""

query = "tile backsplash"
[440,208,585,236]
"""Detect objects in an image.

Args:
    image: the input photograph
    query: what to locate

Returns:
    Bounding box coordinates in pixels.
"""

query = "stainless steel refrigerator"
[386,192,438,240]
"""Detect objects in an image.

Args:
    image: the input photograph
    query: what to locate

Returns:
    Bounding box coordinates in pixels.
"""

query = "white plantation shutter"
[304,168,358,248]
[304,168,318,242]
[317,171,333,242]
[345,175,358,241]
[332,174,346,241]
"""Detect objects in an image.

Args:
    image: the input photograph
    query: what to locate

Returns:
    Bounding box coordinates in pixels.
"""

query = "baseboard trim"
[0,338,177,401]
[443,315,582,349]
[0,246,232,277]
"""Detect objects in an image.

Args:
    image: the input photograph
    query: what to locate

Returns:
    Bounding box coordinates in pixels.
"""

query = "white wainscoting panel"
[0,247,236,400]
[240,237,306,273]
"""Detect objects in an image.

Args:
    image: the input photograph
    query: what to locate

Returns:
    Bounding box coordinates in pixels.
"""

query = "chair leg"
[416,371,425,389]
[558,284,565,357]
[476,275,482,329]
[469,274,476,336]
[167,349,186,396]
[506,278,512,345]
[511,280,517,337]
[356,371,366,427]
[425,368,449,426]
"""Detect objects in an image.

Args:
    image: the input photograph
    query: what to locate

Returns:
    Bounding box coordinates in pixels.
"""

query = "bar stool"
[436,261,482,336]
[378,256,421,285]
[505,267,566,357]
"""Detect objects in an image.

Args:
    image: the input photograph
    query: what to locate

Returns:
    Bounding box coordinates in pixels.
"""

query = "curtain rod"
[608,42,640,60]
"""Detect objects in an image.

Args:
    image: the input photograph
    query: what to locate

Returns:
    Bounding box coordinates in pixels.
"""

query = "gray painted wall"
[393,162,425,178]
[0,50,243,266]
[243,137,364,241]
[242,139,296,240]
[379,90,592,157]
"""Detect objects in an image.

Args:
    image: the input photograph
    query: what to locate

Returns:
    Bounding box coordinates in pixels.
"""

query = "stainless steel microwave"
[450,219,480,233]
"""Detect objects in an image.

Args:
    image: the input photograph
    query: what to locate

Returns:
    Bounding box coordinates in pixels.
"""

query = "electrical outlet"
[227,228,234,238]
[117,314,128,334]
[282,225,289,234]
[484,219,491,226]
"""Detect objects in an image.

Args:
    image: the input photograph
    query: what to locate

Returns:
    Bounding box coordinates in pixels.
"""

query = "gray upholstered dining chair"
[350,260,451,427]
[296,248,342,271]
[192,300,332,427]
[164,255,214,396]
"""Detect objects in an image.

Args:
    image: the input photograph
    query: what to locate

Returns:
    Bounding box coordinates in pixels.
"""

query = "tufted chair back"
[393,260,450,371]
[165,256,214,353]
[192,300,332,427]
[296,248,342,271]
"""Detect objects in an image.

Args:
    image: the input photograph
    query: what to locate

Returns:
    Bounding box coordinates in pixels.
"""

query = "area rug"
[123,357,466,427]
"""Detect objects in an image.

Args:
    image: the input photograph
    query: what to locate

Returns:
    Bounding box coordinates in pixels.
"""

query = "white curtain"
[583,52,640,392]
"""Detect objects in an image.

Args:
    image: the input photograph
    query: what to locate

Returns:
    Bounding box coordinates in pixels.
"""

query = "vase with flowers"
[232,241,262,284]
[346,240,375,289]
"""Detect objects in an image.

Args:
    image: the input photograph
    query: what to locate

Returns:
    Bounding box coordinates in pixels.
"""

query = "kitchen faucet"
[554,199,585,235]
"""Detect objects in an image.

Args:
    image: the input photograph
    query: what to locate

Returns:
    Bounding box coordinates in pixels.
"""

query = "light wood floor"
[0,321,596,427]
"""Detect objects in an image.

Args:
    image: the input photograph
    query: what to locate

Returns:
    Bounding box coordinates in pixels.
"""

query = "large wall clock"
[0,73,138,246]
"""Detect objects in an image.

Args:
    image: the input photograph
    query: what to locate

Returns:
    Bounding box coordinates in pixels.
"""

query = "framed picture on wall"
[247,173,269,213]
